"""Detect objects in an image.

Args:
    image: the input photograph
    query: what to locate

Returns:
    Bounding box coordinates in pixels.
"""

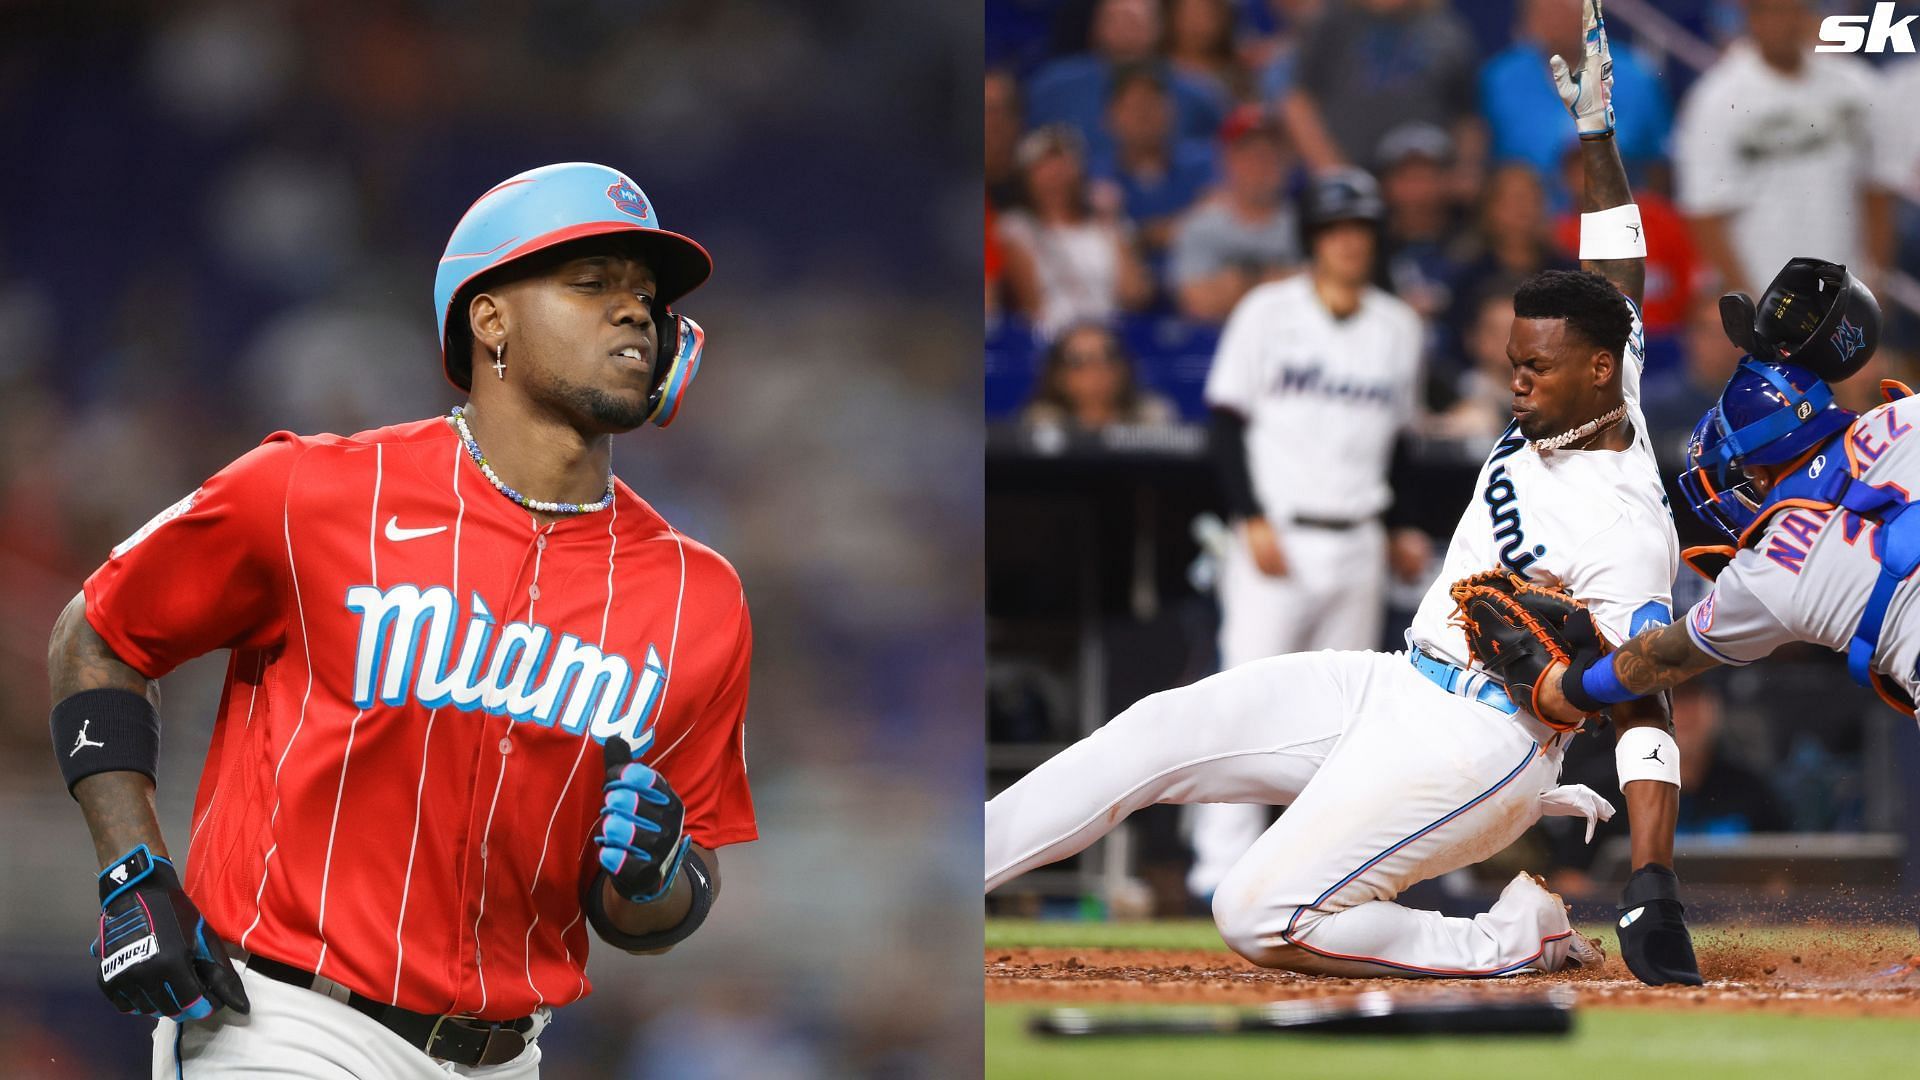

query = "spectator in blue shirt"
[1025,0,1229,146]
[1088,64,1220,256]
[1479,0,1672,199]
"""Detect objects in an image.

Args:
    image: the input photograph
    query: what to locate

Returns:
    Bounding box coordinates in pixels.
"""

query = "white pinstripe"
[390,433,466,1002]
[522,735,593,1007]
[187,652,265,854]
[561,832,595,999]
[468,750,510,1013]
[646,527,694,764]
[468,519,552,1009]
[524,497,620,1005]
[313,445,384,976]
[240,451,321,953]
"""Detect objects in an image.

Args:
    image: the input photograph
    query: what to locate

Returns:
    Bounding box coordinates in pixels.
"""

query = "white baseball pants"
[986,649,1584,977]
[151,963,548,1078]
[1190,521,1387,897]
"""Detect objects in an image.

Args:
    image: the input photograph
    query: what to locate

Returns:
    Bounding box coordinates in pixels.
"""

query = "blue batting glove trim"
[1580,653,1635,704]
[597,846,626,879]
[609,836,690,904]
[98,844,163,908]
[603,786,669,819]
[604,764,670,803]
[597,841,654,877]
[602,802,666,835]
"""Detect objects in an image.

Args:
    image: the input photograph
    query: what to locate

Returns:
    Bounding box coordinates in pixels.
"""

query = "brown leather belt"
[243,952,535,1067]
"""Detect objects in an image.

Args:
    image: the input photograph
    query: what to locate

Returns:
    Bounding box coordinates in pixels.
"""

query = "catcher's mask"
[434,162,712,427]
[1679,359,1856,541]
[1719,257,1880,384]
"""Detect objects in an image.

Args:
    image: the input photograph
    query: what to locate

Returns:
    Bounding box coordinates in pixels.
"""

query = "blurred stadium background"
[0,3,981,1078]
[986,0,1920,925]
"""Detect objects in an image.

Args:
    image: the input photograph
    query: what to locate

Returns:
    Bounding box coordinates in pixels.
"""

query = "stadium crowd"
[987,0,1920,441]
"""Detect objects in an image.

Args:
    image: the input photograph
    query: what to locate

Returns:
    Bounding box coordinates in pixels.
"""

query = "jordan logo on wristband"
[69,720,106,757]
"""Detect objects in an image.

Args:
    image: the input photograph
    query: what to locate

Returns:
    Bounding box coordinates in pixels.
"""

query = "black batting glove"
[594,730,691,904]
[1616,863,1703,986]
[91,845,250,1021]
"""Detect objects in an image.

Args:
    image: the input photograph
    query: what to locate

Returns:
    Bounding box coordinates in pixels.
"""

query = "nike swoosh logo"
[384,517,448,542]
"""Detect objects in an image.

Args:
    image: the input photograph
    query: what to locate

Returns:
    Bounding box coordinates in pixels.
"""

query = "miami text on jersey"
[1483,464,1546,573]
[344,584,666,743]
[1269,362,1399,407]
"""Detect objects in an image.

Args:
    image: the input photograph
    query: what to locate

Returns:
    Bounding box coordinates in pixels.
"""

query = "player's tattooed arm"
[1609,621,1721,697]
[48,591,170,868]
[1578,133,1644,306]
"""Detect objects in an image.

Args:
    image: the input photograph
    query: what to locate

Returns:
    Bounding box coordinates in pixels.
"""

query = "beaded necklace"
[451,405,615,515]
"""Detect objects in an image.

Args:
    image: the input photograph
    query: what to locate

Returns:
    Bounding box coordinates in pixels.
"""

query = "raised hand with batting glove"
[1551,0,1615,141]
[91,844,249,1021]
[595,729,691,904]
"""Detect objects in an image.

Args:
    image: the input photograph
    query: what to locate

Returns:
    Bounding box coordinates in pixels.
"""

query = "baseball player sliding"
[1190,167,1428,901]
[48,162,755,1077]
[988,0,1703,985]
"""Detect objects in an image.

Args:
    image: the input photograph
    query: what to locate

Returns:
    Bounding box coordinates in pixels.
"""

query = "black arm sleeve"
[1209,407,1264,520]
[1384,434,1416,531]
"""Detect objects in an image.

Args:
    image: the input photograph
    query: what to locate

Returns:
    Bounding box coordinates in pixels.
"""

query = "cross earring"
[493,342,506,379]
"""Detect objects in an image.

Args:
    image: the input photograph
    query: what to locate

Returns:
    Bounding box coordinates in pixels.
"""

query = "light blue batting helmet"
[434,162,712,401]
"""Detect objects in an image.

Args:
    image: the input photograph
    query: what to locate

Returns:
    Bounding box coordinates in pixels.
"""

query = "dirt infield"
[987,930,1920,1016]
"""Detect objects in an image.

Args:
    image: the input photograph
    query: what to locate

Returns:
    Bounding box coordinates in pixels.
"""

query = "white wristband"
[1615,726,1681,789]
[1579,204,1646,260]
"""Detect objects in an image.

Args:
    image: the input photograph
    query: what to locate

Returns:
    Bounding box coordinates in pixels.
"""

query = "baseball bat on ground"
[1029,989,1574,1038]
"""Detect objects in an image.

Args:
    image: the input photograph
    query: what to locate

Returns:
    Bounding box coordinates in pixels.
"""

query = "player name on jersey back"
[1689,396,1920,695]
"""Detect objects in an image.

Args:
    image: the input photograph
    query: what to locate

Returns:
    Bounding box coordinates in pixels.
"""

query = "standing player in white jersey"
[1188,167,1429,900]
[988,0,1704,985]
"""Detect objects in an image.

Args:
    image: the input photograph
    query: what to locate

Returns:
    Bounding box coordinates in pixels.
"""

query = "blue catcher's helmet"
[1679,358,1856,540]
[434,162,712,424]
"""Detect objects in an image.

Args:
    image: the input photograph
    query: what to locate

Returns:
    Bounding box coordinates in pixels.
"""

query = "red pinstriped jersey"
[83,417,755,1019]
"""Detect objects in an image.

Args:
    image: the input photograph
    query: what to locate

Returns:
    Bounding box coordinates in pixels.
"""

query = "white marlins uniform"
[1688,396,1920,700]
[1190,275,1424,895]
[987,297,1678,977]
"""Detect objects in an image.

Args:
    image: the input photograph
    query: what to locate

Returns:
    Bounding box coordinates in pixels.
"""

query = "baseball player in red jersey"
[46,162,755,1077]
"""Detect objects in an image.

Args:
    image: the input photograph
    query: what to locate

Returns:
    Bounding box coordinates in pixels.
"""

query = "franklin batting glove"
[596,730,691,904]
[1550,0,1616,140]
[91,845,250,1021]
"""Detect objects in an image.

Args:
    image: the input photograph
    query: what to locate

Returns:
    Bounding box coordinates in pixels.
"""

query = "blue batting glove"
[595,730,691,904]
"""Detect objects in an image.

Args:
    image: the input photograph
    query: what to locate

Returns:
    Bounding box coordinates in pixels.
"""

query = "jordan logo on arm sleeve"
[69,720,106,757]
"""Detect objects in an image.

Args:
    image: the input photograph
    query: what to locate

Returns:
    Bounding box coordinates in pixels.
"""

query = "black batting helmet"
[1718,257,1881,383]
[1298,167,1385,254]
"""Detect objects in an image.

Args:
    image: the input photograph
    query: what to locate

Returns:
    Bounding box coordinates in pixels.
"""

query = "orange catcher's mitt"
[1447,570,1606,731]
